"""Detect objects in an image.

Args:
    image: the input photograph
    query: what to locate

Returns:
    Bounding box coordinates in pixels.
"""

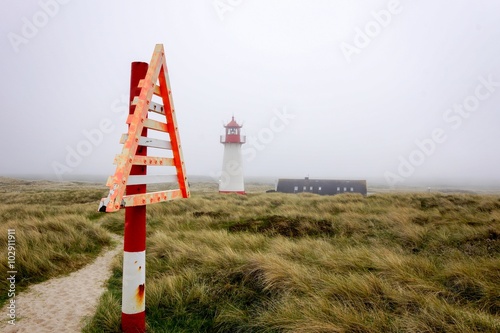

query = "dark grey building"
[276,177,367,196]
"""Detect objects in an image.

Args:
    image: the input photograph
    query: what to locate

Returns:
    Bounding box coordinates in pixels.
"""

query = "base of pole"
[122,311,146,333]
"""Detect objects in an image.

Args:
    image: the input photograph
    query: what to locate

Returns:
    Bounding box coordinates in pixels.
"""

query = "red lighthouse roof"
[221,116,246,144]
[225,116,242,128]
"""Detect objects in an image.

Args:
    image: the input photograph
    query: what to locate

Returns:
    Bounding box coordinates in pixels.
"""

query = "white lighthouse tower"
[219,116,245,194]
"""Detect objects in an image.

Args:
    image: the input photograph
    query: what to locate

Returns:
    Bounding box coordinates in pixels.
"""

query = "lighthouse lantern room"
[219,117,245,194]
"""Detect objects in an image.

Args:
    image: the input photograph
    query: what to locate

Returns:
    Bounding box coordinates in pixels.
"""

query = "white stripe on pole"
[122,251,146,314]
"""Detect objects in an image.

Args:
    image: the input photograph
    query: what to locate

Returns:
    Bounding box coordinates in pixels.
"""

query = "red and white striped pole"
[122,61,148,333]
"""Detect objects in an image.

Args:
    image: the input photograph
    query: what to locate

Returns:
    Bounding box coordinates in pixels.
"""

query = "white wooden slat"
[112,155,174,166]
[120,134,172,150]
[144,118,168,132]
[126,175,178,185]
[106,176,114,187]
[131,96,165,115]
[148,101,165,115]
[132,156,174,166]
[138,80,161,96]
[125,117,168,133]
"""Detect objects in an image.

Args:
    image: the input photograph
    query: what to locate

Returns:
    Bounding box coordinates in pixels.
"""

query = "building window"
[350,187,354,192]
[344,187,347,192]
[337,187,340,192]
[318,186,322,191]
[310,186,313,191]
[294,186,298,191]
[303,186,306,191]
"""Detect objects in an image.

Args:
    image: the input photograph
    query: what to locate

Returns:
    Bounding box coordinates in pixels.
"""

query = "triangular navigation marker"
[97,44,190,333]
[99,44,189,213]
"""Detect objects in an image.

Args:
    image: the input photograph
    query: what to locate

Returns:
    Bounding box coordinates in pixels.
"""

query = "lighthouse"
[219,116,246,194]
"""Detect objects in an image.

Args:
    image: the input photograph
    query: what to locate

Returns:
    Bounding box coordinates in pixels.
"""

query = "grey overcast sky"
[1,0,499,186]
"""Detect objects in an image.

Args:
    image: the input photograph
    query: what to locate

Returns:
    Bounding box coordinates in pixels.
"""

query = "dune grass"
[82,191,500,332]
[1,178,498,331]
[0,180,113,307]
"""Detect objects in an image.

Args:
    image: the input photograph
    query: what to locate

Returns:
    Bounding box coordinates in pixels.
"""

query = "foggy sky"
[1,0,499,186]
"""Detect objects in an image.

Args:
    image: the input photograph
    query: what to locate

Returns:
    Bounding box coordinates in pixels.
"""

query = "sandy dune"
[2,239,121,333]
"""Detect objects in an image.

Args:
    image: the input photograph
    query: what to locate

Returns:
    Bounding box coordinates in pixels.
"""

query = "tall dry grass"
[0,182,113,307]
[84,191,500,332]
[2,178,498,331]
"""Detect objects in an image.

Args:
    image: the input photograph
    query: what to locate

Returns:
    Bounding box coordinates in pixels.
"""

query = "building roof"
[276,178,367,195]
[278,178,366,183]
[225,116,242,128]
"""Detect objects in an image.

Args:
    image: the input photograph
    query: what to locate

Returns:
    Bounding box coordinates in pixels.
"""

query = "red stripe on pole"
[124,61,148,253]
[122,312,146,333]
[123,205,146,253]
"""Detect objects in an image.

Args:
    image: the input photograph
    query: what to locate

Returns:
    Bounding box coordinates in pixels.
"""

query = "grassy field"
[0,178,113,307]
[85,188,499,332]
[1,177,499,332]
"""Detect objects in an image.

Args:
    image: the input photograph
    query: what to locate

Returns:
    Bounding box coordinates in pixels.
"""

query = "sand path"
[2,236,122,333]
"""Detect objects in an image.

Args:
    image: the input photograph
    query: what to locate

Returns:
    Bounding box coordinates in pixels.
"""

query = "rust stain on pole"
[136,284,145,308]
